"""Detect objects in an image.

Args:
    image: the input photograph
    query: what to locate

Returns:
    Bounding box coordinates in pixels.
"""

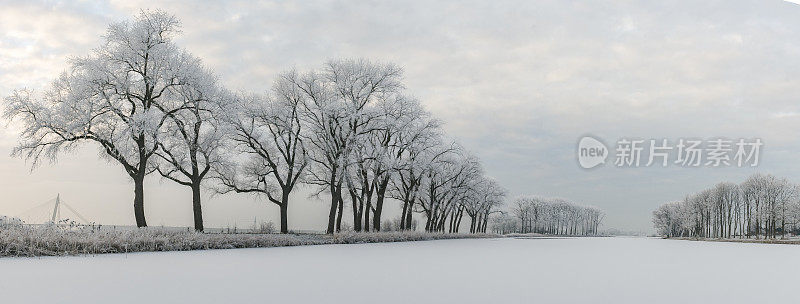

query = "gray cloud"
[2,0,800,232]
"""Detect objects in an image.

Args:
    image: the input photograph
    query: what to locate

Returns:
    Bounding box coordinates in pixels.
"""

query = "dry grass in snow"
[0,225,497,257]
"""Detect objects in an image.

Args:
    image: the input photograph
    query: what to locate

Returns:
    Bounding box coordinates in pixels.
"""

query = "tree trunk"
[400,200,410,230]
[455,210,463,233]
[133,173,147,227]
[470,215,476,233]
[336,195,343,232]
[372,177,389,231]
[372,199,383,231]
[280,191,290,234]
[191,182,203,232]
[327,184,338,234]
[364,196,371,232]
[350,191,362,232]
[405,204,413,230]
[424,213,432,232]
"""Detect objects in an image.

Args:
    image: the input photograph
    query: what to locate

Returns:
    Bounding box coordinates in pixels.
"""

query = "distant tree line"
[491,196,604,235]
[2,10,508,234]
[652,173,800,239]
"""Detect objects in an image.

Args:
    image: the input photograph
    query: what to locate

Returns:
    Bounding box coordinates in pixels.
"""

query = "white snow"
[2,237,800,303]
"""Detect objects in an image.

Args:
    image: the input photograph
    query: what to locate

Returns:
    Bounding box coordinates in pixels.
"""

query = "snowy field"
[2,237,800,304]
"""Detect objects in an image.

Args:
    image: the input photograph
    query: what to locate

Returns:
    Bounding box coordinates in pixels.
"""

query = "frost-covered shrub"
[259,221,276,234]
[0,226,498,257]
[0,216,24,228]
[330,231,497,244]
[382,220,396,232]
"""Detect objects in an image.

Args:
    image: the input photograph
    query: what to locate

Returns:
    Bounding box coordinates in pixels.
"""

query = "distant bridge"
[16,194,92,226]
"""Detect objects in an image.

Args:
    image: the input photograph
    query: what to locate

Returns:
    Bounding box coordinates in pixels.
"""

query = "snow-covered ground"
[2,237,800,303]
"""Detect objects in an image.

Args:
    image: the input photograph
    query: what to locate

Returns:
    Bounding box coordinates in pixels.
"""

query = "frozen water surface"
[2,237,799,303]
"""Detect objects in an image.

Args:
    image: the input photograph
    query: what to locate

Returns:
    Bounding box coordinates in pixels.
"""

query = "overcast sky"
[2,0,800,232]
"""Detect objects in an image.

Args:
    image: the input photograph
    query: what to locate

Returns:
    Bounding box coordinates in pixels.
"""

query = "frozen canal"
[2,237,800,303]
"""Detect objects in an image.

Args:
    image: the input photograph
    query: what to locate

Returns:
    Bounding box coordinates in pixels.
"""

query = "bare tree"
[653,173,800,239]
[345,93,439,231]
[298,59,403,234]
[5,42,513,234]
[462,178,506,233]
[390,118,443,231]
[415,144,485,232]
[3,10,197,227]
[214,72,308,234]
[510,196,604,235]
[153,64,226,232]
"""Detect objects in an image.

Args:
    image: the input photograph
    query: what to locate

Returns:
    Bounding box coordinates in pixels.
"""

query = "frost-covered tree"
[3,10,200,227]
[153,67,227,232]
[460,177,506,233]
[344,93,438,232]
[214,72,308,234]
[416,144,484,232]
[490,212,517,234]
[298,59,403,234]
[509,196,604,235]
[653,201,688,237]
[368,95,438,231]
[5,37,512,234]
[653,173,800,239]
[389,115,442,231]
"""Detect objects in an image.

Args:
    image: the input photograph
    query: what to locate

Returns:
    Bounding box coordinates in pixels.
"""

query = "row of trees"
[491,196,604,235]
[3,10,508,234]
[652,173,800,239]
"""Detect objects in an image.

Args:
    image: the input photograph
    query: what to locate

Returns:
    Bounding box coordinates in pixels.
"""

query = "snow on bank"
[0,226,495,257]
[2,237,800,303]
[672,236,800,244]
